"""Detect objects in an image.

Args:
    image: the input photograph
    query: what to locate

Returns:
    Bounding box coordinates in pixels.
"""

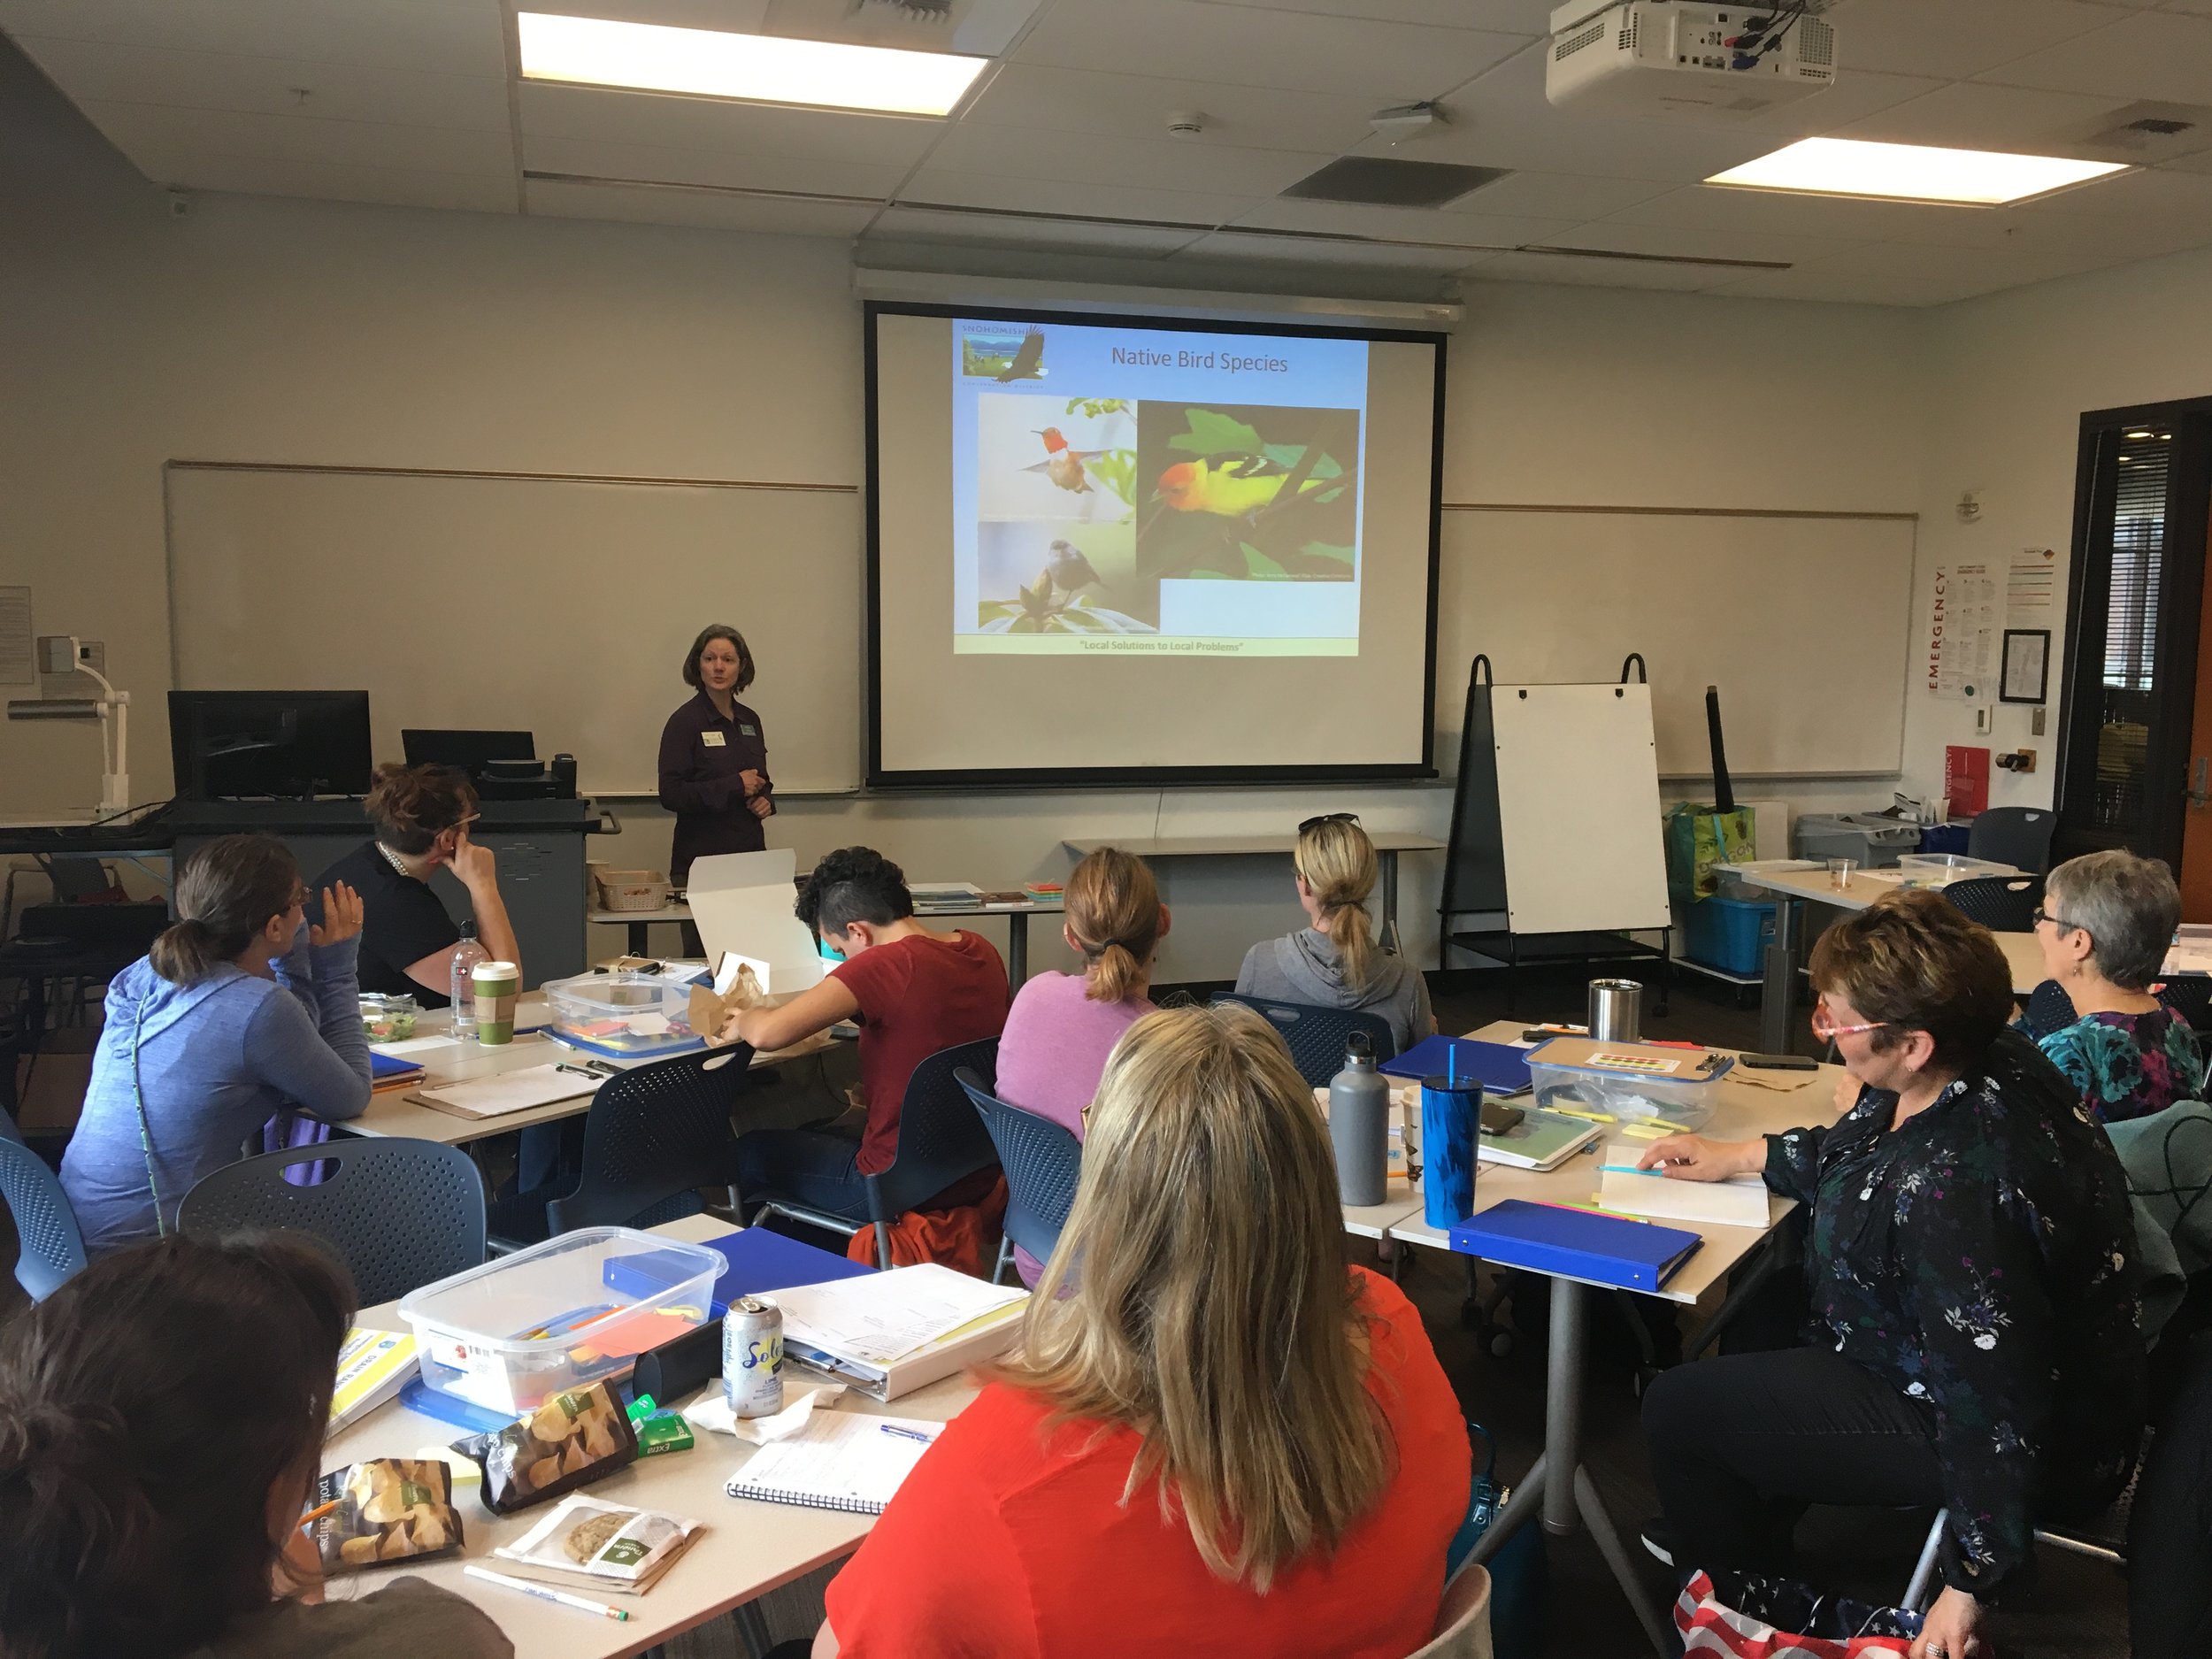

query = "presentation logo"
[961,324,1048,383]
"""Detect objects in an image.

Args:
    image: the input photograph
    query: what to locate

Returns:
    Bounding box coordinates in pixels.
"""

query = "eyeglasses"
[1810,999,1891,1041]
[1298,811,1360,835]
[2030,906,2080,933]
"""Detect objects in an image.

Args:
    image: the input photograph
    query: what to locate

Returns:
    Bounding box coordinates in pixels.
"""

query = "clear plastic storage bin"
[541,969,707,1059]
[1893,853,2012,889]
[398,1228,722,1414]
[1525,1036,1733,1130]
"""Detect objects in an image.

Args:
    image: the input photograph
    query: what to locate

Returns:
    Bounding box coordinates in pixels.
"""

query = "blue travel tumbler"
[1421,1074,1481,1228]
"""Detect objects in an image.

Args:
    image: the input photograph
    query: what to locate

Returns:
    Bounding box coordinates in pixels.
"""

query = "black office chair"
[751,1037,1002,1270]
[2158,976,2212,1032]
[0,1110,87,1302]
[957,1068,1082,1285]
[546,1046,752,1235]
[2024,979,2077,1040]
[1967,807,2058,874]
[1210,993,1396,1088]
[178,1137,486,1304]
[1942,874,2042,933]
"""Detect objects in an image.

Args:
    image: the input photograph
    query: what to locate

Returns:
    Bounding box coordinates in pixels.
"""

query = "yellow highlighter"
[1548,1105,1617,1125]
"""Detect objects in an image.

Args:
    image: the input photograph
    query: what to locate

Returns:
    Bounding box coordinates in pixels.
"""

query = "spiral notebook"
[722,1409,941,1516]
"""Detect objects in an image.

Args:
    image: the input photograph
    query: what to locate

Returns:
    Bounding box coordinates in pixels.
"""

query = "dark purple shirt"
[657,689,772,887]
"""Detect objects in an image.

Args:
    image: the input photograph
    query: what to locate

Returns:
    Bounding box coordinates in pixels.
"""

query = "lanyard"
[127,1000,168,1237]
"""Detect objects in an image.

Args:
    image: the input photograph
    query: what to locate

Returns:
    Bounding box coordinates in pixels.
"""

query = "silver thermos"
[1329,1032,1391,1207]
[1588,979,1644,1044]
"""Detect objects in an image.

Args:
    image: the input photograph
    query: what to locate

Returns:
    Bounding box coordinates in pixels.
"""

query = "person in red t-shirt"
[726,847,1009,1225]
[803,1002,1471,1659]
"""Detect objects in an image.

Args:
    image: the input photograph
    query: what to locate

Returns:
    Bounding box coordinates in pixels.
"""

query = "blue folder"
[1380,1036,1532,1096]
[1446,1198,1703,1294]
[603,1226,874,1318]
[369,1051,423,1083]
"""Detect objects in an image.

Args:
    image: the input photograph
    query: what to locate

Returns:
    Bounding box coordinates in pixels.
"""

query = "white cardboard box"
[685,849,826,996]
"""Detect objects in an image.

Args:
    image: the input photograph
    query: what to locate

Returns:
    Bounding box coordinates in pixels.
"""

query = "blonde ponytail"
[1294,818,1380,993]
[1064,848,1162,1003]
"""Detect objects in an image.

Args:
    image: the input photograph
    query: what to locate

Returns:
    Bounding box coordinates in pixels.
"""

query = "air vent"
[1281,157,1509,210]
[2052,100,2212,159]
[2128,117,2193,136]
[1796,17,1834,68]
[1555,18,1606,59]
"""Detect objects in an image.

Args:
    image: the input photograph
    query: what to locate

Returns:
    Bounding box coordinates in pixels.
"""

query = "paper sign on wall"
[1927,563,1997,701]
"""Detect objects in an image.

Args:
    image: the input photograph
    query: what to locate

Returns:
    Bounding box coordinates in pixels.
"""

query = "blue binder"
[1447,1199,1703,1293]
[603,1226,873,1317]
[369,1051,423,1084]
[1380,1036,1532,1096]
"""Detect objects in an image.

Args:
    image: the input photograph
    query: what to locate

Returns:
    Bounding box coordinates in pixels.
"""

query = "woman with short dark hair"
[658,624,773,892]
[1637,889,2145,1659]
[0,1234,510,1659]
[2032,849,2207,1122]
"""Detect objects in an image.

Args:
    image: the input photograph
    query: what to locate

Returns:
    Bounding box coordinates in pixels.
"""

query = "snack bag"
[454,1380,639,1515]
[314,1458,465,1573]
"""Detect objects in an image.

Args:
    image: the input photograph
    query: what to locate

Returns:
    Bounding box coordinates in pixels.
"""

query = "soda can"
[723,1294,785,1419]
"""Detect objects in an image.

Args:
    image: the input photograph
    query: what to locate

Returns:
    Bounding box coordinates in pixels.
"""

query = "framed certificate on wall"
[2000,629,2050,704]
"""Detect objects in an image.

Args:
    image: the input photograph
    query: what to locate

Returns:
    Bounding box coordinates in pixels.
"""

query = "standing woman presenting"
[660,625,773,895]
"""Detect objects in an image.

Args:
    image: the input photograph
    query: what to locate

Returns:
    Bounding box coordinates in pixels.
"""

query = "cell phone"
[1479,1100,1525,1135]
[1741,1052,1819,1071]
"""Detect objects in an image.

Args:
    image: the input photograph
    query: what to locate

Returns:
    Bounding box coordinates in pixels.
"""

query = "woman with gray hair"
[2033,849,2208,1122]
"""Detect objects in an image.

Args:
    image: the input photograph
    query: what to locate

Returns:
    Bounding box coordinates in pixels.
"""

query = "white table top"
[1739,863,2020,913]
[588,906,693,926]
[349,1000,833,1146]
[1064,832,1447,858]
[324,1215,978,1659]
[1380,1021,1843,1304]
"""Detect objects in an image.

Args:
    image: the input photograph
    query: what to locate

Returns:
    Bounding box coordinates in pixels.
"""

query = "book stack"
[369,1051,425,1095]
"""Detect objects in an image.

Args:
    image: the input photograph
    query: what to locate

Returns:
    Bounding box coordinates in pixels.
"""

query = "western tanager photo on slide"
[1135,403,1359,584]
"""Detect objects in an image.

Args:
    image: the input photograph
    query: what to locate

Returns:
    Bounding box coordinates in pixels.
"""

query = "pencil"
[464,1565,630,1621]
[298,1498,342,1529]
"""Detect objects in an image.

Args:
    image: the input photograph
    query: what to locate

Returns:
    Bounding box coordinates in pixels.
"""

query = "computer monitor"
[401,728,536,776]
[169,691,374,801]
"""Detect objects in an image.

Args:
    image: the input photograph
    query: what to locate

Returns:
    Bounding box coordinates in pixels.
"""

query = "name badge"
[702,731,726,748]
[740,724,757,737]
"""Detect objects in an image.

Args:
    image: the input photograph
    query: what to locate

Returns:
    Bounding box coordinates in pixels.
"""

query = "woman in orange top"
[810,1002,1471,1658]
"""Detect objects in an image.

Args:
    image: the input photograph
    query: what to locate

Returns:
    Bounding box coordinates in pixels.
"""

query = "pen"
[465,1565,630,1621]
[879,1424,935,1444]
[1548,1106,1617,1124]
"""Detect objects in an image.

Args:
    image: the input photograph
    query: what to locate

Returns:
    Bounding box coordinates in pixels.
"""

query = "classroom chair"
[1966,807,2057,875]
[751,1037,1002,1270]
[2157,975,2212,1032]
[957,1069,1082,1284]
[545,1046,751,1235]
[178,1136,486,1305]
[0,1110,87,1301]
[1940,874,2041,933]
[2023,978,2076,1039]
[1407,1561,1494,1659]
[1210,993,1397,1088]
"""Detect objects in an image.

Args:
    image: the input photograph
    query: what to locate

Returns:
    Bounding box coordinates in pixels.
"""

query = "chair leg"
[874,1218,894,1270]
[1903,1511,1947,1612]
[992,1235,1014,1285]
[734,1601,776,1658]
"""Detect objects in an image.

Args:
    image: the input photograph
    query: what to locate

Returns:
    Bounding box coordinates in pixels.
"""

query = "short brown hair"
[1808,887,2013,1074]
[682,625,757,695]
[364,762,477,856]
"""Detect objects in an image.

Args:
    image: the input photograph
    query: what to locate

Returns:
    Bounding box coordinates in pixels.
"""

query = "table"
[345,999,834,1148]
[1062,832,1447,946]
[589,896,1064,983]
[1379,1020,1842,1655]
[325,1214,979,1659]
[1995,930,2045,995]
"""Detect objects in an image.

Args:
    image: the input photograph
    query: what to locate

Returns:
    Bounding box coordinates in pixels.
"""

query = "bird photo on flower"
[972,522,1152,635]
[1133,403,1359,584]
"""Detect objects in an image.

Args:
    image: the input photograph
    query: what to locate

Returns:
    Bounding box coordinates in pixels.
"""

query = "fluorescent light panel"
[517,12,988,118]
[1706,137,2128,207]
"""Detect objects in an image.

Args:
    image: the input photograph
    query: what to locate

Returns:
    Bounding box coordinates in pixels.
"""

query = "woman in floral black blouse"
[1640,888,2145,1659]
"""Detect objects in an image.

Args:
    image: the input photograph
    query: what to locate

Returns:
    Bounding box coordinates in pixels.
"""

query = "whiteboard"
[1435,509,1916,779]
[1491,682,1672,935]
[165,465,864,795]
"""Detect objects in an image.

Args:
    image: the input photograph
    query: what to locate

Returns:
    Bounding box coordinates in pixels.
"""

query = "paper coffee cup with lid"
[472,960,520,1044]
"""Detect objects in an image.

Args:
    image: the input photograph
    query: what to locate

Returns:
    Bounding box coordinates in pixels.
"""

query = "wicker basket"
[590,867,672,912]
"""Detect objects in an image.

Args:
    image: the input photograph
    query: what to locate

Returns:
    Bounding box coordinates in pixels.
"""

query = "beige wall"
[2,48,1931,979]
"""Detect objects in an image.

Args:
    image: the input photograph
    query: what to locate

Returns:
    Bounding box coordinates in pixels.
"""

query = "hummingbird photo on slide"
[1027,426,1097,495]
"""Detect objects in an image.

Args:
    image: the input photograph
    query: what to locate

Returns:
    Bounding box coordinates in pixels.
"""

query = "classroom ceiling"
[7,0,2212,307]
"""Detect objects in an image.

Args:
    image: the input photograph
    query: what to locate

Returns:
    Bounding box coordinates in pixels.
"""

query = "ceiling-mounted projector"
[1547,2,1837,117]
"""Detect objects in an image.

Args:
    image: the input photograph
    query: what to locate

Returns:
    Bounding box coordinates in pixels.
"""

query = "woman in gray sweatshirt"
[1234,815,1436,1056]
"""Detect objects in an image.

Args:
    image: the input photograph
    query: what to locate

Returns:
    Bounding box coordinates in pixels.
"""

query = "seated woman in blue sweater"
[60,834,371,1255]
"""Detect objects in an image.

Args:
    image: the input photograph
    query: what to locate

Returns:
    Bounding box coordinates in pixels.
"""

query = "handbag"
[1444,1423,1545,1659]
[1674,1568,1924,1657]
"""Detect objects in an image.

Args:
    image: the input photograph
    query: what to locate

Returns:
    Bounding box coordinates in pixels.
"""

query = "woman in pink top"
[995,848,1169,1283]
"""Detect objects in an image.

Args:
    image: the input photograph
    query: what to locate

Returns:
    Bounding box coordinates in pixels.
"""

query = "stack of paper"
[330,1327,418,1429]
[1598,1167,1771,1229]
[724,1410,942,1516]
[776,1264,1027,1400]
[408,1064,596,1120]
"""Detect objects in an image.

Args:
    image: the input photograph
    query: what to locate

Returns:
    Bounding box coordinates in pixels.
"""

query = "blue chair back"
[866,1037,1003,1227]
[1211,992,1396,1087]
[1941,874,2041,933]
[0,1116,87,1301]
[1967,807,2057,874]
[178,1137,486,1305]
[548,1045,750,1235]
[957,1069,1082,1274]
[2024,979,2076,1040]
[2157,975,2212,1032]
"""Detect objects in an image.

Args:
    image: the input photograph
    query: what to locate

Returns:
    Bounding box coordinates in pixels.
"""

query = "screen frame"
[863,300,1448,790]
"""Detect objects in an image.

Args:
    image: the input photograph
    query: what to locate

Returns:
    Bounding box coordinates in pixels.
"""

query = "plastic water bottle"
[1329,1033,1391,1208]
[449,921,488,1038]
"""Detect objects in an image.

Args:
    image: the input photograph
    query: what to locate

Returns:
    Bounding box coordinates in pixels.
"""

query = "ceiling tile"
[524,174,879,235]
[7,33,509,130]
[1462,250,1725,291]
[1225,196,1563,247]
[1834,0,2122,79]
[1601,181,2005,245]
[1533,218,1858,269]
[81,97,514,179]
[1976,11,2212,103]
[522,133,902,198]
[518,82,941,170]
[1179,227,1480,268]
[1443,168,1674,219]
[1706,237,2140,304]
[2018,160,2212,212]
[1715,70,1958,144]
[1185,0,1547,28]
[1010,0,1528,99]
[956,62,1373,152]
[149,148,518,211]
[870,203,1202,254]
[897,165,1257,227]
[1835,80,2136,151]
[922,120,1319,196]
[0,0,505,75]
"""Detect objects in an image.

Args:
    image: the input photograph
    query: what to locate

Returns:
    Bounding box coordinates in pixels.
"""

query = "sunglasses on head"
[1299,812,1360,835]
